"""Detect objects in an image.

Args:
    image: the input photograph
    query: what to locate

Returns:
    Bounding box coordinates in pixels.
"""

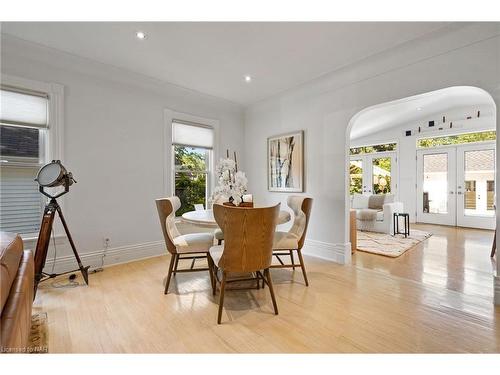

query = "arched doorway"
[345,86,497,299]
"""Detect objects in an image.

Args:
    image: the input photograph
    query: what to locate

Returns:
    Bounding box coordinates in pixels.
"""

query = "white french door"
[417,142,495,229]
[350,152,397,196]
[456,143,496,229]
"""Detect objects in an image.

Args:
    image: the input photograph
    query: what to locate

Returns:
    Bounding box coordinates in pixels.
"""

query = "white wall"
[0,35,245,268]
[350,113,495,223]
[243,23,500,270]
[2,24,500,303]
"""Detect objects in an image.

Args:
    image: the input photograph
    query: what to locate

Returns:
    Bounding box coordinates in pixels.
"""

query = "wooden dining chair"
[271,196,313,286]
[208,203,280,324]
[155,197,215,294]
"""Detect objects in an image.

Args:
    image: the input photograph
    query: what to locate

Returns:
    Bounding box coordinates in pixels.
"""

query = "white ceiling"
[350,86,496,140]
[1,22,451,105]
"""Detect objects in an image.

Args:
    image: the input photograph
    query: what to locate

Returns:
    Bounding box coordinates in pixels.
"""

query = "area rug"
[27,312,49,353]
[357,230,432,257]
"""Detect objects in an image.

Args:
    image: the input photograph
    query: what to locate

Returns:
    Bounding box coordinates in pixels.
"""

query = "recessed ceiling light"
[417,107,422,111]
[136,31,146,40]
[244,75,252,83]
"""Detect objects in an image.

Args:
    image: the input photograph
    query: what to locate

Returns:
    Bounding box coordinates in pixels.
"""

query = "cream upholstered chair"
[208,203,280,324]
[272,196,313,286]
[155,197,215,294]
[211,196,227,245]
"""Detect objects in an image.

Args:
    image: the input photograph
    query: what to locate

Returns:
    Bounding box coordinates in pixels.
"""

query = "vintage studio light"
[33,160,89,295]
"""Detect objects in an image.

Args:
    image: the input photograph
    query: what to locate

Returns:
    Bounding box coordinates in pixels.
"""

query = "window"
[372,157,392,194]
[172,120,213,215]
[417,131,496,148]
[0,86,49,234]
[350,142,397,155]
[349,159,363,195]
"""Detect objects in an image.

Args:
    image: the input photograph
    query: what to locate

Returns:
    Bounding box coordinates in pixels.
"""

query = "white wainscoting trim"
[302,239,351,265]
[42,240,166,275]
[495,276,500,306]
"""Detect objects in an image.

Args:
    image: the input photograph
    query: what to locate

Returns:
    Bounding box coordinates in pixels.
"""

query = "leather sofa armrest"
[0,250,34,353]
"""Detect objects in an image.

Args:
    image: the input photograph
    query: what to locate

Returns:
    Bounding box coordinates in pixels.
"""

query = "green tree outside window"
[174,146,209,215]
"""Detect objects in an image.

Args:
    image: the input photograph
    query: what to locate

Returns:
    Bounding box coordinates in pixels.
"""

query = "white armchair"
[351,194,403,234]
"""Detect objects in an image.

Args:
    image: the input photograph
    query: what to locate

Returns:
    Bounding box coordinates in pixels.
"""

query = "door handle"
[457,192,463,195]
[450,191,454,194]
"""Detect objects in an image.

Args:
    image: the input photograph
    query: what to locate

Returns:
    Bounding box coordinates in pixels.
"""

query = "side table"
[393,213,410,238]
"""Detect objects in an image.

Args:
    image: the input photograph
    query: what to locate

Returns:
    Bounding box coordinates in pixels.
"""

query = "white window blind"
[0,167,42,233]
[0,88,48,128]
[172,120,214,149]
[1,86,48,235]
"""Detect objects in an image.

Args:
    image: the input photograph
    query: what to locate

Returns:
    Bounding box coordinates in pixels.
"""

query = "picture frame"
[267,130,304,192]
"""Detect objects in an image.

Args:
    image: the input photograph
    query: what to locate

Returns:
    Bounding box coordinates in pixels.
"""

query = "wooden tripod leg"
[33,203,57,296]
[491,229,496,258]
[217,272,227,324]
[296,248,309,286]
[164,254,176,294]
[264,269,278,315]
[56,204,89,285]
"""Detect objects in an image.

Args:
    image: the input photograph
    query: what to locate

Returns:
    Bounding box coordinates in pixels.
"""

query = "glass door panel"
[349,159,363,195]
[463,149,494,217]
[372,157,391,194]
[417,149,456,226]
[457,144,495,229]
[422,153,449,214]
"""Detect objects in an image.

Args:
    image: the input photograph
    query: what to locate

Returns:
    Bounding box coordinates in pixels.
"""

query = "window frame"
[164,110,219,212]
[1,74,64,241]
[416,130,496,149]
[350,142,397,155]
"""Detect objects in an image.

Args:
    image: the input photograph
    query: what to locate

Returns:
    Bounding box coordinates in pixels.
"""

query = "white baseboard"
[302,239,351,265]
[42,240,166,275]
[40,236,350,275]
[495,276,500,306]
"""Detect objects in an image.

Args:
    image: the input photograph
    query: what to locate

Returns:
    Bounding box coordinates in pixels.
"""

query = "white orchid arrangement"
[211,154,248,206]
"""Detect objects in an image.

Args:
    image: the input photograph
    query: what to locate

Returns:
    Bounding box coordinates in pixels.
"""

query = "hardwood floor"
[33,224,500,353]
[354,224,497,299]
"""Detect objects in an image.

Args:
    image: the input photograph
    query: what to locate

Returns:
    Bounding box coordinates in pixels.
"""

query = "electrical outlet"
[103,237,110,249]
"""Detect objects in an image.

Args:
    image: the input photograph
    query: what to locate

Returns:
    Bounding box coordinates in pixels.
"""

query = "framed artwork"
[267,130,304,192]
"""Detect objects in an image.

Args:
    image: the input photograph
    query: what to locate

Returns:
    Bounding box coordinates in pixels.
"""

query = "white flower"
[211,156,248,205]
[222,170,231,183]
[234,171,248,187]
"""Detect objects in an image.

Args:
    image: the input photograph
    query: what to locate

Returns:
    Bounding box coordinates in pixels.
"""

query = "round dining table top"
[182,208,291,227]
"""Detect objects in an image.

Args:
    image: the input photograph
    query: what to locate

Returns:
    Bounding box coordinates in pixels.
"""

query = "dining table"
[182,208,291,227]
